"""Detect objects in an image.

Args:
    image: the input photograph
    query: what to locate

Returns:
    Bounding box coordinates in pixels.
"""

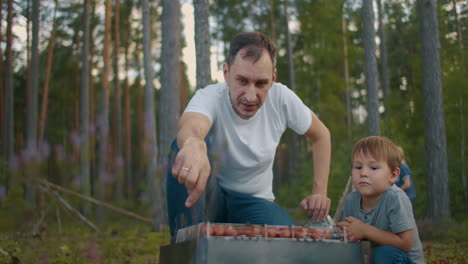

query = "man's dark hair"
[227,32,276,67]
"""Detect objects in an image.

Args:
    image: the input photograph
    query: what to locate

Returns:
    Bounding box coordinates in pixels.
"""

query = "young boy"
[337,136,424,264]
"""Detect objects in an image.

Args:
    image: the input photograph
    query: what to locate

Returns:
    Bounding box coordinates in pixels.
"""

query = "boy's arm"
[337,216,413,252]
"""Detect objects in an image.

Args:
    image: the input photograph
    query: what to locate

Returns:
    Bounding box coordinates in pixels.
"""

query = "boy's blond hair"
[352,136,402,172]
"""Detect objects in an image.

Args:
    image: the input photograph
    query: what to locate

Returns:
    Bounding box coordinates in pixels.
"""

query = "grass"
[0,221,170,264]
[0,209,466,264]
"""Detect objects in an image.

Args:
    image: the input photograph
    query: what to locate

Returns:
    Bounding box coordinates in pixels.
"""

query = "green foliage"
[0,187,30,232]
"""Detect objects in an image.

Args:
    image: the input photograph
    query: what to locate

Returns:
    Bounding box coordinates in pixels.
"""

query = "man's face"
[223,49,277,120]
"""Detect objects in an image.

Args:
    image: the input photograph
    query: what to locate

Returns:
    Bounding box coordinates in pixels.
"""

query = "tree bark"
[160,0,182,160]
[284,1,298,182]
[193,0,212,90]
[123,6,133,199]
[96,0,112,220]
[158,0,182,230]
[417,0,450,223]
[342,14,352,143]
[39,0,58,142]
[142,0,161,231]
[89,0,97,193]
[362,0,380,136]
[80,0,91,214]
[0,0,4,153]
[25,0,41,206]
[3,0,14,182]
[113,0,124,201]
[377,0,389,110]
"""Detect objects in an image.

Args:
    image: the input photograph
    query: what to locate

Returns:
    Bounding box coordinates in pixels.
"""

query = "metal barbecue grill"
[160,222,372,264]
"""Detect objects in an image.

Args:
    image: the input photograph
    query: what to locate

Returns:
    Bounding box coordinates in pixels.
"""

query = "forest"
[0,0,467,263]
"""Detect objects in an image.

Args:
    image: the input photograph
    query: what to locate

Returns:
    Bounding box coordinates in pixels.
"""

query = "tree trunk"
[96,0,112,220]
[142,0,161,232]
[0,0,4,154]
[450,0,464,62]
[89,0,97,194]
[25,0,31,118]
[160,0,182,162]
[417,0,450,223]
[113,0,123,201]
[377,0,389,111]
[362,0,380,136]
[25,0,40,206]
[284,1,298,182]
[159,0,182,230]
[193,0,212,90]
[342,14,352,143]
[450,1,466,199]
[3,0,14,186]
[39,0,58,142]
[460,97,466,200]
[123,8,133,199]
[269,0,276,44]
[134,40,144,199]
[80,0,91,214]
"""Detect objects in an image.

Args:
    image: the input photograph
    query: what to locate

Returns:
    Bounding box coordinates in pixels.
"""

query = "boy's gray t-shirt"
[343,185,425,264]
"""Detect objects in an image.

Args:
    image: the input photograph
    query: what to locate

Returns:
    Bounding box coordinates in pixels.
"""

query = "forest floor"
[0,218,466,264]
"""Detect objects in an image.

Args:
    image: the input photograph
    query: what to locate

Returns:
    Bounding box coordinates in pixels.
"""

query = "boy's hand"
[337,216,368,242]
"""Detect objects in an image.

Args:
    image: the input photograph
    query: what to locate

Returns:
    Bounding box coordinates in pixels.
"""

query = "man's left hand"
[300,194,331,222]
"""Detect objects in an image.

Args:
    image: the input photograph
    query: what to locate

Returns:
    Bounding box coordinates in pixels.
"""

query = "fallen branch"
[37,179,152,224]
[45,186,103,235]
[56,208,62,235]
[333,176,353,222]
[31,207,47,238]
[0,248,8,257]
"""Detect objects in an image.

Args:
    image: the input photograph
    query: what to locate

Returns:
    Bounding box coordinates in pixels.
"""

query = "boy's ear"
[389,167,400,184]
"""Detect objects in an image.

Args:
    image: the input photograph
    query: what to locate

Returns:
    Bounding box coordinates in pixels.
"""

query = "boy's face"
[351,151,400,199]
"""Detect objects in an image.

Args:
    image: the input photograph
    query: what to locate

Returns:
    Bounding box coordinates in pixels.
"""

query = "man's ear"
[390,167,400,184]
[272,68,277,82]
[223,63,229,79]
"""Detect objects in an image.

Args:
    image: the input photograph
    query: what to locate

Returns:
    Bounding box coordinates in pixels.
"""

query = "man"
[167,32,331,237]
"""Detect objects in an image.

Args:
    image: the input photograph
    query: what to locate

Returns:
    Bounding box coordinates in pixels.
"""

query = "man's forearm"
[176,112,211,148]
[305,111,331,196]
[311,137,331,195]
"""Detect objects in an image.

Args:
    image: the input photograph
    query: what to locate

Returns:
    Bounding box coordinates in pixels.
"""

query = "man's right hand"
[171,136,211,208]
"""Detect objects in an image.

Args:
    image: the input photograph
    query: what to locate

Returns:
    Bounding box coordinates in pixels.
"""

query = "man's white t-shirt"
[185,82,312,201]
